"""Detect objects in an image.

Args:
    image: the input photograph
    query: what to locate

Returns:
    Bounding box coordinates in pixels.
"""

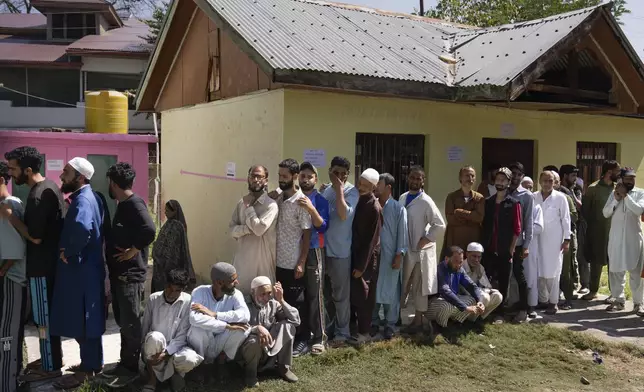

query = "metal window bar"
[576,141,617,190]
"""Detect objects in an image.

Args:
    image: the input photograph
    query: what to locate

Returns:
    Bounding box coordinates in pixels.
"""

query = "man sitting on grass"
[426,246,494,328]
[237,276,300,388]
[141,269,203,392]
[462,243,503,318]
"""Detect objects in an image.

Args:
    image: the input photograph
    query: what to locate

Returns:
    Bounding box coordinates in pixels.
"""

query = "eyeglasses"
[248,175,266,180]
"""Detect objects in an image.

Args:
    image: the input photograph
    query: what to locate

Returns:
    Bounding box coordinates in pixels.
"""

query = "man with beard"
[102,162,156,386]
[400,166,445,333]
[348,169,382,345]
[48,158,105,389]
[273,159,311,321]
[602,169,644,314]
[582,160,621,301]
[552,171,578,310]
[187,263,250,365]
[141,269,203,392]
[293,162,329,356]
[230,165,278,297]
[507,162,534,323]
[0,161,27,392]
[441,166,484,259]
[560,165,587,294]
[534,171,571,315]
[2,146,64,381]
[238,277,300,387]
[481,168,521,323]
[372,173,407,340]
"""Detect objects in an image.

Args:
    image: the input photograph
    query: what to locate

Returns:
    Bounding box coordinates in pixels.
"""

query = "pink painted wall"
[0,131,157,199]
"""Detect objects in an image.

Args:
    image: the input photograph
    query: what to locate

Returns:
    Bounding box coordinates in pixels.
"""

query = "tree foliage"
[425,0,630,27]
[141,1,168,45]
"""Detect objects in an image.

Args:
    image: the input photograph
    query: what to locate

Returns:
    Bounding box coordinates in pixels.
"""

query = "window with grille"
[576,142,617,189]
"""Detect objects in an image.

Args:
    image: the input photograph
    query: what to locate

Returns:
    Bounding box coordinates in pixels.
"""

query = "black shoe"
[528,308,538,319]
[370,325,380,337]
[293,340,309,357]
[383,326,395,340]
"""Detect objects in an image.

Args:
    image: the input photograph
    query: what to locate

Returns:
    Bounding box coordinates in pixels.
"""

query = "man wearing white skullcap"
[521,177,534,192]
[348,169,382,345]
[463,243,503,318]
[237,276,300,387]
[49,157,105,388]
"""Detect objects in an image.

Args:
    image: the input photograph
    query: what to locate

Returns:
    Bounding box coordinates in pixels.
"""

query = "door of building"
[87,154,118,222]
[355,133,425,199]
[482,138,536,180]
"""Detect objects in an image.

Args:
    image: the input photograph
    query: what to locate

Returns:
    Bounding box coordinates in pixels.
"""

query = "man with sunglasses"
[238,276,300,387]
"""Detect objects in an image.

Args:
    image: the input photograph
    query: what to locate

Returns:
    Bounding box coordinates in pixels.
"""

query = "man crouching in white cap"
[237,277,300,387]
[462,243,503,321]
[348,169,383,346]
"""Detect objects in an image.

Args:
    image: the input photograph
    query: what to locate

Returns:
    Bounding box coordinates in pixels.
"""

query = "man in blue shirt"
[293,162,330,356]
[426,246,487,328]
[321,157,359,346]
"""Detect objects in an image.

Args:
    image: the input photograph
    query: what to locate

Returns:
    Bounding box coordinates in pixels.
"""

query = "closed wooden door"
[482,138,535,180]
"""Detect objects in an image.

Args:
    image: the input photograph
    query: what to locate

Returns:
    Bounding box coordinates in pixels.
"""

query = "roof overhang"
[31,0,123,28]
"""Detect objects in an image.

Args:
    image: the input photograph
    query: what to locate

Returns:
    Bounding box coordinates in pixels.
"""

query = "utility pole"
[419,0,424,15]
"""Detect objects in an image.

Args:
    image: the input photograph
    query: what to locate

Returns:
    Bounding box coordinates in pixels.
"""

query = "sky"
[350,0,644,59]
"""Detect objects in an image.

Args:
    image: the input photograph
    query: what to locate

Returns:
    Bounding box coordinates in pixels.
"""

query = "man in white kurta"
[187,264,251,363]
[524,203,544,317]
[229,165,278,297]
[399,166,446,331]
[141,270,203,391]
[533,171,571,314]
[602,169,644,314]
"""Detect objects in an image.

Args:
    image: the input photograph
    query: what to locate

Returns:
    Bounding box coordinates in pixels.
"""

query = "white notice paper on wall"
[500,123,516,137]
[46,159,64,171]
[303,149,326,168]
[447,146,464,162]
[226,162,236,178]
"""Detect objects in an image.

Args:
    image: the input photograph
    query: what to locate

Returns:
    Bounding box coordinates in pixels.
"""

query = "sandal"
[19,368,63,382]
[142,384,156,392]
[311,343,325,355]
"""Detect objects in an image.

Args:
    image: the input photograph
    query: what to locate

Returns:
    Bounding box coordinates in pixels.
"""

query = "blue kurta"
[375,198,408,305]
[51,185,105,339]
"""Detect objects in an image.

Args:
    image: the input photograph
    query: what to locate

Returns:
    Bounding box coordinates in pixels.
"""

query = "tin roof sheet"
[0,39,68,63]
[66,19,151,54]
[200,0,603,87]
[0,13,46,29]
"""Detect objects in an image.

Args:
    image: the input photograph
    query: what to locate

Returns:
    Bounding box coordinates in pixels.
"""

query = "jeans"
[111,279,144,371]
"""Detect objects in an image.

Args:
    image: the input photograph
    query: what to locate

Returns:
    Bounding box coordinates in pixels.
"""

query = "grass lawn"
[79,323,644,392]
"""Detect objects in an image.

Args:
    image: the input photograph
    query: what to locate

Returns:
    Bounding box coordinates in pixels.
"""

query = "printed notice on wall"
[447,146,463,162]
[46,159,64,171]
[500,123,516,137]
[226,162,236,178]
[303,149,326,168]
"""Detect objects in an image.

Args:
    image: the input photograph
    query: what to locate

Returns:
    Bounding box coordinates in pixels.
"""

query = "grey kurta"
[248,298,300,357]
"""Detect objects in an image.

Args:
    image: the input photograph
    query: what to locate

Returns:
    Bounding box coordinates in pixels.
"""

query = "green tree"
[142,1,168,45]
[425,0,629,27]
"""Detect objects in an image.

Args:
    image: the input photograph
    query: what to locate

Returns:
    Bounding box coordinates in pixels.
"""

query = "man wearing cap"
[187,263,250,365]
[481,167,522,323]
[349,168,382,345]
[50,157,105,389]
[534,171,571,315]
[293,161,329,356]
[463,243,503,311]
[400,166,446,332]
[238,276,300,387]
[521,177,534,192]
[372,173,407,340]
[602,168,644,314]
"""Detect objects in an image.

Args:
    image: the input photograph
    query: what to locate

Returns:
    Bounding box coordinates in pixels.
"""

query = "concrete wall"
[160,89,284,281]
[82,56,148,75]
[0,101,154,131]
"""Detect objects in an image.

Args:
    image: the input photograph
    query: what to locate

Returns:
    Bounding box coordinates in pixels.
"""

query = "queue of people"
[1,145,643,392]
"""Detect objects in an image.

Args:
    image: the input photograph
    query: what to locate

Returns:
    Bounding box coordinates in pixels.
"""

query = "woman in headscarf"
[151,200,195,292]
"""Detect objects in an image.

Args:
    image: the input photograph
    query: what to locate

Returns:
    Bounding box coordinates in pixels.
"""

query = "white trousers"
[187,327,249,363]
[142,331,203,382]
[609,267,644,305]
[401,261,427,313]
[426,290,503,328]
[538,276,560,305]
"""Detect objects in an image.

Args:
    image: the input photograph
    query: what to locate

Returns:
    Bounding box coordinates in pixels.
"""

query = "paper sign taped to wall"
[303,149,326,168]
[500,123,516,137]
[226,162,236,178]
[46,159,64,171]
[447,146,463,162]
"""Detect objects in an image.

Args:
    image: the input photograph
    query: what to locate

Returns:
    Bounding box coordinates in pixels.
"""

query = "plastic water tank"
[85,90,128,134]
[84,91,101,133]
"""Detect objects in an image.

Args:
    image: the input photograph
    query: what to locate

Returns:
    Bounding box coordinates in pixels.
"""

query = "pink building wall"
[0,131,157,199]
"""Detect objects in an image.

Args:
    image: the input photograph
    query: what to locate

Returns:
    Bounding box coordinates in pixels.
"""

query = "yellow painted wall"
[161,90,284,281]
[283,89,644,249]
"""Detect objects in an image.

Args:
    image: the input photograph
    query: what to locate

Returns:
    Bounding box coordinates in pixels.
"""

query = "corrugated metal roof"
[66,19,151,54]
[200,0,603,87]
[0,13,46,29]
[0,40,69,63]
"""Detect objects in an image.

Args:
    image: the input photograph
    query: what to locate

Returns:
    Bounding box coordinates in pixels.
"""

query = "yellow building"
[137,0,644,281]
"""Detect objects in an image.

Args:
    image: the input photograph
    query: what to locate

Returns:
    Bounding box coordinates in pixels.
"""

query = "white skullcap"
[68,157,95,180]
[522,176,533,185]
[250,276,272,290]
[467,242,484,253]
[361,168,380,186]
